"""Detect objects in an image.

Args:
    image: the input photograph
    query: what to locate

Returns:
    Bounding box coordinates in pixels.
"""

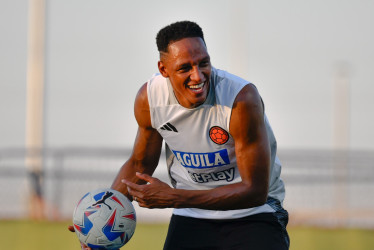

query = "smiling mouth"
[188,82,206,92]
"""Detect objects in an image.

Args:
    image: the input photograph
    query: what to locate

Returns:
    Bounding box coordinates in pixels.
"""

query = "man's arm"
[68,83,163,249]
[111,83,163,197]
[124,84,270,210]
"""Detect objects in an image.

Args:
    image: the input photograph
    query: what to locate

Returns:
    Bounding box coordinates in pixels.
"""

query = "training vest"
[147,68,285,219]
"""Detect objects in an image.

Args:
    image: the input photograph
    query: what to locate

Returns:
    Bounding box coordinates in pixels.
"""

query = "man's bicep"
[230,84,270,185]
[123,81,163,175]
[132,82,163,171]
[131,126,163,170]
[112,83,163,192]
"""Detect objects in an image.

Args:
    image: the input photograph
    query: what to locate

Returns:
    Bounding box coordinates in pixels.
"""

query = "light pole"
[25,0,46,219]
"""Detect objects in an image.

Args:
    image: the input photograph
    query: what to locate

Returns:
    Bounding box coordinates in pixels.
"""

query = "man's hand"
[122,172,177,208]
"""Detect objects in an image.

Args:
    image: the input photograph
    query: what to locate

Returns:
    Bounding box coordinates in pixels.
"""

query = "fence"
[0,147,373,227]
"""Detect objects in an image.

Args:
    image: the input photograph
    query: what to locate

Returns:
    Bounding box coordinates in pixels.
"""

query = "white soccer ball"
[73,188,136,249]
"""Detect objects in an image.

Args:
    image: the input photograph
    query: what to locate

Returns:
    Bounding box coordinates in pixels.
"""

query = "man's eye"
[200,61,210,67]
[179,66,190,72]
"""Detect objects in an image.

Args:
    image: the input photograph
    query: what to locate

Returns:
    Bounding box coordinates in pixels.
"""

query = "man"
[114,21,289,250]
[72,20,289,249]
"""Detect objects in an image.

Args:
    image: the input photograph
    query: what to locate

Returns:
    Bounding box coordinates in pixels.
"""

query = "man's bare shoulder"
[135,82,148,106]
[230,83,265,139]
[233,83,262,107]
[134,82,152,128]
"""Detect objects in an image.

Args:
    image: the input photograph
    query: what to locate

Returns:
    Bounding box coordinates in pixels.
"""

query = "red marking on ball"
[209,126,229,145]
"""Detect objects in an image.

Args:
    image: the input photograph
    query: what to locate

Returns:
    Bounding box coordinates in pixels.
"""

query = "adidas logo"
[160,122,178,132]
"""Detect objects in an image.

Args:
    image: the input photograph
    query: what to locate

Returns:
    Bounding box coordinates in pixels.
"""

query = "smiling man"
[112,21,289,250]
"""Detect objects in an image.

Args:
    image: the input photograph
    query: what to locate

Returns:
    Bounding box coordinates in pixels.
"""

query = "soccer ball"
[73,188,136,249]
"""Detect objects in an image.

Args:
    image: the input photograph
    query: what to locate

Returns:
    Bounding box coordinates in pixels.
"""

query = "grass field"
[1,220,374,250]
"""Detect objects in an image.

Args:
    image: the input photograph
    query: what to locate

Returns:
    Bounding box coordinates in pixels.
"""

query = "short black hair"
[156,21,205,53]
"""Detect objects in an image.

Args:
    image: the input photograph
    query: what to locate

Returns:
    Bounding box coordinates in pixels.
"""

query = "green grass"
[1,220,374,250]
[0,220,168,250]
[289,227,374,250]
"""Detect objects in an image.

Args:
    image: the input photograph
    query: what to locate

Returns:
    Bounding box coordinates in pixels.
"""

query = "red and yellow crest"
[209,126,229,145]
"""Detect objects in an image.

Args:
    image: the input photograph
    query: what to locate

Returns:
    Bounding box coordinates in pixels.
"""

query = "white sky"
[1,0,373,150]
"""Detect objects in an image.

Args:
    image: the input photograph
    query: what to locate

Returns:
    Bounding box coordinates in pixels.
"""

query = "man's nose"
[190,67,205,83]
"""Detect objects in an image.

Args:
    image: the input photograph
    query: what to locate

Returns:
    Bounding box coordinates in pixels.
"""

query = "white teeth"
[189,82,205,89]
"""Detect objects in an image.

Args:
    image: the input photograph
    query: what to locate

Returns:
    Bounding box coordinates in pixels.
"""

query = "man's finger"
[121,179,142,191]
[81,242,91,250]
[68,225,75,232]
[136,172,155,183]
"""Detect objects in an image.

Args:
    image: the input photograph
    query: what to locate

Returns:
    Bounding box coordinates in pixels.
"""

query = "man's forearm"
[111,159,156,198]
[171,181,268,210]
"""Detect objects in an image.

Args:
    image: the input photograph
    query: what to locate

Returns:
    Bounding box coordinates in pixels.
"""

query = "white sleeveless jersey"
[147,68,285,219]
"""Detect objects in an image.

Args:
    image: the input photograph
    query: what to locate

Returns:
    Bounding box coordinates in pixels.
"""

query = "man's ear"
[158,61,169,78]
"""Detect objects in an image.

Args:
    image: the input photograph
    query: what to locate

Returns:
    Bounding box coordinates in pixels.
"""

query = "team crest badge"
[209,126,229,145]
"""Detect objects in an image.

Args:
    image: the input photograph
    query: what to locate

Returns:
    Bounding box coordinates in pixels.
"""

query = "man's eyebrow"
[177,63,191,69]
[177,56,211,67]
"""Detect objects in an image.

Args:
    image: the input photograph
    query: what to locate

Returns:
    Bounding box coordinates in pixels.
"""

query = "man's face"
[158,37,212,109]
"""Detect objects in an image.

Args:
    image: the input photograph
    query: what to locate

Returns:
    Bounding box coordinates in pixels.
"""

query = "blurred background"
[1,0,374,249]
